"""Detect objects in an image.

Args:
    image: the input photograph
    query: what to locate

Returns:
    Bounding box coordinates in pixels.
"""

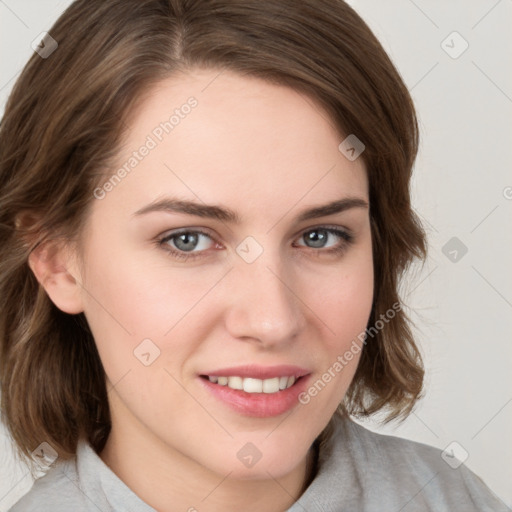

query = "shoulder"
[7,438,116,512]
[8,438,154,512]
[8,458,88,512]
[328,414,510,511]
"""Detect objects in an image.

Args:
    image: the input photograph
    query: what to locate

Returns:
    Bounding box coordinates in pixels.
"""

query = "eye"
[158,228,217,261]
[294,226,354,257]
[157,225,354,262]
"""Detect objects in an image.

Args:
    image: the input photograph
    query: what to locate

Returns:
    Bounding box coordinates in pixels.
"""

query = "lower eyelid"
[158,226,353,257]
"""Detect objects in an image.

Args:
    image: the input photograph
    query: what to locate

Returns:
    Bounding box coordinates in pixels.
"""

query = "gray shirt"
[9,413,510,511]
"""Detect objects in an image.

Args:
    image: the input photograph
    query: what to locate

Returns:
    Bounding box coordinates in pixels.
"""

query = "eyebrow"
[132,196,369,223]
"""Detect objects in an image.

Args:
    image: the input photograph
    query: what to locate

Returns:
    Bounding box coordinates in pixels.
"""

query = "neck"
[99,422,318,512]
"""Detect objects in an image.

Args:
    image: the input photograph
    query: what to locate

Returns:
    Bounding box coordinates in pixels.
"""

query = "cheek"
[302,244,373,398]
[80,226,373,389]
[79,238,229,381]
[311,244,374,346]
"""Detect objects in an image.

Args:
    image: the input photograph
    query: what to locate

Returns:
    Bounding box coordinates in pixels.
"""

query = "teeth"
[243,378,263,393]
[207,375,297,394]
[263,377,280,393]
[227,376,243,390]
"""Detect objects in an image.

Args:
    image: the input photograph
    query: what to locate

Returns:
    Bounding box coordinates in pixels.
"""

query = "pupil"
[307,230,326,248]
[176,233,198,251]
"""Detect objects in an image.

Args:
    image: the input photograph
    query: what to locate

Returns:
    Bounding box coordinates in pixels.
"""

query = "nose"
[223,249,306,348]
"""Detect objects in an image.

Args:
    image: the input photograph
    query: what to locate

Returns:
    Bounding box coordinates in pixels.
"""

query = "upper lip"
[200,364,311,379]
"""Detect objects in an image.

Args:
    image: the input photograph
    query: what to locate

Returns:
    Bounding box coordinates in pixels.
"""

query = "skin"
[29,68,374,512]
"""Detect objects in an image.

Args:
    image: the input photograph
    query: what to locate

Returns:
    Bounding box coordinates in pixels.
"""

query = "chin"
[205,428,315,481]
[222,453,308,481]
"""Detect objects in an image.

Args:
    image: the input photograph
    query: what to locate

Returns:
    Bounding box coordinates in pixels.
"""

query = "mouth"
[198,365,311,417]
[199,374,302,393]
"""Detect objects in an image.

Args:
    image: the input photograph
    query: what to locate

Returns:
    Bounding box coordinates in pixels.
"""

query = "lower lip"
[199,376,310,418]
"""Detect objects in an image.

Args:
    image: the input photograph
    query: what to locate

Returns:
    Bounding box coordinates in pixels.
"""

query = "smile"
[204,375,296,394]
[198,365,311,417]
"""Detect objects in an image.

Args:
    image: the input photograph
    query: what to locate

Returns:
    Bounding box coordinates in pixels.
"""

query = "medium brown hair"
[0,0,426,472]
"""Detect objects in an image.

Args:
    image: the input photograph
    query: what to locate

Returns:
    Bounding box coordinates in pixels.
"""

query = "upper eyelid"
[159,224,352,247]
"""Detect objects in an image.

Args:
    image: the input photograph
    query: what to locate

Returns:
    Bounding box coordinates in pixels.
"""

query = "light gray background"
[1,0,511,510]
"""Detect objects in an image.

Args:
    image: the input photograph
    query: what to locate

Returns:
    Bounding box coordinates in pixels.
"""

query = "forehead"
[96,68,368,221]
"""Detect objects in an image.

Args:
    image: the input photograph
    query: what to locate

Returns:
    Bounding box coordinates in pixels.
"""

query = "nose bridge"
[225,242,304,344]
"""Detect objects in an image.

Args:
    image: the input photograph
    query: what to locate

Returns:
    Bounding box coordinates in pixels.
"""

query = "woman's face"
[75,69,373,480]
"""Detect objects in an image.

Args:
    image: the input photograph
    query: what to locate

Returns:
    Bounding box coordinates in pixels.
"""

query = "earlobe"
[27,240,84,315]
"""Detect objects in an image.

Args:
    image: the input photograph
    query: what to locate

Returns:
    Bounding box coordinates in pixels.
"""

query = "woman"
[0,0,508,511]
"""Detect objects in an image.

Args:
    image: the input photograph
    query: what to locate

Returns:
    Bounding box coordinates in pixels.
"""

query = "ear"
[27,238,84,315]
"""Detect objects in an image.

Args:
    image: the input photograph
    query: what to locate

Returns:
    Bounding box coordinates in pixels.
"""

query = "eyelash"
[156,226,354,262]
